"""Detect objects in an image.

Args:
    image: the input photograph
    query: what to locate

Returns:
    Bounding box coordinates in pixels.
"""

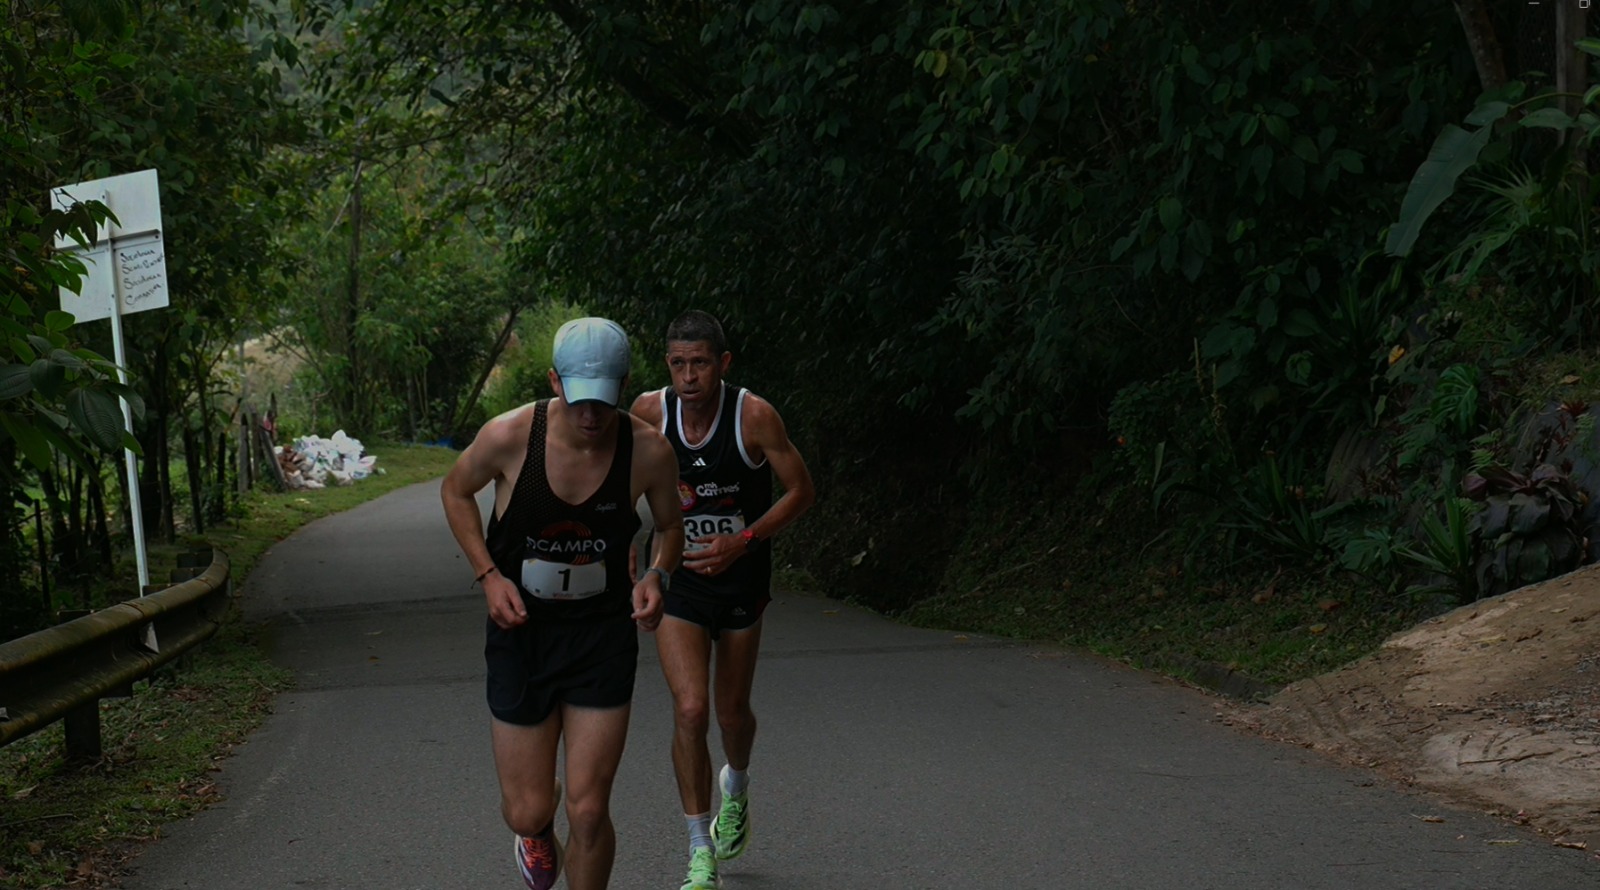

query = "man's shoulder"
[481,402,538,439]
[628,410,671,446]
[489,401,540,425]
[628,412,677,475]
[735,388,784,425]
[629,390,668,426]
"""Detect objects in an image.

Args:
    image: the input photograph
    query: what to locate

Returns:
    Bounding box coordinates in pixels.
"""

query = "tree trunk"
[66,462,84,573]
[0,441,32,637]
[1454,0,1508,94]
[183,419,204,534]
[196,345,217,522]
[158,352,174,542]
[450,306,523,443]
[137,330,175,545]
[1556,4,1589,122]
[216,428,231,520]
[40,463,69,570]
[346,159,365,433]
[88,465,111,579]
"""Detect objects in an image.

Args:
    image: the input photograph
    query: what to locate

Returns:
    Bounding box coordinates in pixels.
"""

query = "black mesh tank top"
[484,400,641,621]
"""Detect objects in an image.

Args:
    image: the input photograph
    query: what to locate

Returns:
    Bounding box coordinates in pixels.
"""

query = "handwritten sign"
[50,169,169,321]
[114,236,169,313]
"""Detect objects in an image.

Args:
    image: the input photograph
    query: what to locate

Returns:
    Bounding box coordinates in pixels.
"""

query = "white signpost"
[50,170,170,646]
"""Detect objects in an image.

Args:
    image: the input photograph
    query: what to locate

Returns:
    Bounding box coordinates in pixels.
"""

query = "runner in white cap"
[442,317,685,890]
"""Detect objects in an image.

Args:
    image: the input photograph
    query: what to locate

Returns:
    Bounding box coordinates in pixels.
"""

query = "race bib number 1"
[683,513,745,551]
[522,558,607,600]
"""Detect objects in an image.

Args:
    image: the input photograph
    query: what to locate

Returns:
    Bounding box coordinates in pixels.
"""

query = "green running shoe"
[679,846,719,890]
[710,774,749,861]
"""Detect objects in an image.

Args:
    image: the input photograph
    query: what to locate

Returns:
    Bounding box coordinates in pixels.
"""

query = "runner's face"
[666,340,729,404]
[547,370,619,439]
[568,400,615,439]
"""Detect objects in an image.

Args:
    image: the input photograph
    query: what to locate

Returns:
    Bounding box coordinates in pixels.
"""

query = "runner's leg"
[713,618,764,771]
[658,614,715,815]
[559,702,632,890]
[490,715,563,837]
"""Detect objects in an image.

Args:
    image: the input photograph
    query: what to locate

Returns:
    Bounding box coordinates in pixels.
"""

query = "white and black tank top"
[484,400,641,621]
[659,383,773,601]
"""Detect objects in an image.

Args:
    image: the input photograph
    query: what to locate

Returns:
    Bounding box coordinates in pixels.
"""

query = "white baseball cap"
[552,317,630,406]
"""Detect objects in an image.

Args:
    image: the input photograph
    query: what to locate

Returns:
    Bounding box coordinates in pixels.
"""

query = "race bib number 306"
[522,558,607,600]
[684,513,745,551]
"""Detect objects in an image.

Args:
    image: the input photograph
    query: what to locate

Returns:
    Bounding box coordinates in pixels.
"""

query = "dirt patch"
[1234,565,1600,853]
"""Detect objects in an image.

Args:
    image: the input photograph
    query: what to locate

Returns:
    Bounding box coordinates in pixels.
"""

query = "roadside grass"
[894,479,1422,694]
[905,570,1414,690]
[0,443,458,890]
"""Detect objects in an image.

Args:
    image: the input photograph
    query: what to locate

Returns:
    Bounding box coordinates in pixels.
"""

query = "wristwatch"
[645,566,671,591]
[740,528,762,549]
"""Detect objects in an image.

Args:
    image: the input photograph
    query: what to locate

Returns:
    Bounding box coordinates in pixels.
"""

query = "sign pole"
[51,169,169,637]
[107,280,149,595]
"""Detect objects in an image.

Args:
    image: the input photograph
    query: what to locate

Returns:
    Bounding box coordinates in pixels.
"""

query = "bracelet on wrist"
[645,566,672,592]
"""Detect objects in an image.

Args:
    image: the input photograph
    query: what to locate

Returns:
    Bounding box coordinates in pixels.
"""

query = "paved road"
[122,480,1596,889]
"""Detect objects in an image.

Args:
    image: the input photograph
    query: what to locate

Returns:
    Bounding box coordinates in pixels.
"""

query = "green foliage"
[0,202,145,468]
[1401,496,1480,602]
[1430,364,1481,439]
[1225,455,1352,564]
[272,157,509,440]
[1466,464,1587,598]
[480,300,582,421]
[0,442,456,890]
[1391,65,1600,343]
[323,0,1469,463]
[1,0,302,626]
[1107,366,1231,513]
[1385,109,1508,257]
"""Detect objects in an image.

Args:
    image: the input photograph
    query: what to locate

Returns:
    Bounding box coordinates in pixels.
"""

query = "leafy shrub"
[1106,356,1248,513]
[1466,464,1588,598]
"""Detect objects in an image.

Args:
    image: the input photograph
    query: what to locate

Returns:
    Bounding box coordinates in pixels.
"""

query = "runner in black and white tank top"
[658,382,773,603]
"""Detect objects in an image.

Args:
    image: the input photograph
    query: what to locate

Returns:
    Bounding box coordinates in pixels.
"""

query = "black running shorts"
[662,590,770,641]
[484,612,639,726]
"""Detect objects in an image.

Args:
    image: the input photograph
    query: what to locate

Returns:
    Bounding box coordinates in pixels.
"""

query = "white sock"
[721,764,749,797]
[685,812,712,853]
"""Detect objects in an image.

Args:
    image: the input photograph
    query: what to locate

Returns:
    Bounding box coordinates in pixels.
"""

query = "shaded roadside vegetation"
[299,0,1600,687]
[0,0,517,641]
[0,444,457,889]
[9,2,1600,677]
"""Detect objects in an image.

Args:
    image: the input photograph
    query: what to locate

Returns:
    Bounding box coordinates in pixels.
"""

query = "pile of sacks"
[275,430,379,490]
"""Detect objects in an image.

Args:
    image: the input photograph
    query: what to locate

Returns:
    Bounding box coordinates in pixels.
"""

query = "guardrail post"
[62,701,102,760]
[54,609,103,760]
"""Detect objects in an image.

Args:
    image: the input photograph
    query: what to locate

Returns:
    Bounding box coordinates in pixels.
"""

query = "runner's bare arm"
[631,418,683,630]
[628,391,668,578]
[741,395,815,539]
[682,394,814,575]
[441,406,532,629]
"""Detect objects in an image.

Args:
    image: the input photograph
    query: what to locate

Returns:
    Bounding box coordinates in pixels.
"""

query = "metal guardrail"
[0,549,231,757]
